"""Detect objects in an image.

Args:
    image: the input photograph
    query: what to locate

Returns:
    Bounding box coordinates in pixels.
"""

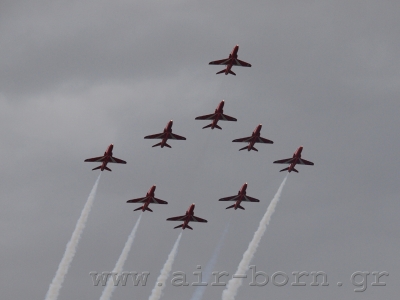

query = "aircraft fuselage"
[210,100,225,129]
[288,146,303,172]
[182,204,195,229]
[100,144,114,171]
[234,183,248,209]
[161,120,173,147]
[141,185,156,211]
[225,45,239,75]
[247,124,262,151]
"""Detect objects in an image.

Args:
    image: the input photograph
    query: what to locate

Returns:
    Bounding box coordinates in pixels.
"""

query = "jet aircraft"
[195,100,237,129]
[209,45,251,75]
[126,185,168,212]
[273,146,314,173]
[144,120,186,148]
[232,124,273,151]
[84,144,126,171]
[219,183,260,210]
[166,204,207,230]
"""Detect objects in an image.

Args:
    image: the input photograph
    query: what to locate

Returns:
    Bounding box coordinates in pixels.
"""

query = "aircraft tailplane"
[292,168,299,173]
[228,70,236,76]
[186,225,193,230]
[251,146,258,151]
[152,142,162,147]
[164,143,171,148]
[238,205,245,210]
[216,69,226,75]
[239,146,248,151]
[146,207,153,212]
[174,224,183,229]
[280,167,289,172]
[134,206,143,211]
[104,166,112,172]
[202,124,212,129]
[215,124,222,130]
[226,204,235,209]
[92,165,102,171]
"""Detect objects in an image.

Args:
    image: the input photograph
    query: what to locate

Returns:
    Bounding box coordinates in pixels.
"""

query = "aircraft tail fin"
[226,204,235,209]
[186,225,193,230]
[202,124,212,129]
[279,167,289,172]
[251,146,258,152]
[214,124,222,130]
[134,206,143,212]
[152,142,162,147]
[239,146,248,151]
[216,69,226,75]
[92,165,102,171]
[104,166,112,172]
[174,224,183,229]
[229,70,236,76]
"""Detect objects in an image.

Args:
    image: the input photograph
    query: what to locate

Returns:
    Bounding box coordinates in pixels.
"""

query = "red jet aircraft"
[126,185,168,212]
[219,183,260,210]
[232,124,273,151]
[166,204,207,230]
[273,146,314,173]
[209,45,251,76]
[195,100,237,129]
[84,144,126,171]
[144,120,186,148]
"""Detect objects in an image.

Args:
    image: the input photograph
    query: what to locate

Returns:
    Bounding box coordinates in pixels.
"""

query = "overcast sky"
[1,1,399,299]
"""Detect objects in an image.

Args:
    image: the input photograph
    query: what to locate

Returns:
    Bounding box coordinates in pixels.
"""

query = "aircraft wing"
[298,158,314,165]
[109,156,127,164]
[243,195,260,202]
[209,58,230,65]
[220,114,237,121]
[273,158,295,164]
[195,113,216,120]
[84,156,105,162]
[169,133,186,140]
[151,197,168,204]
[232,136,252,143]
[144,132,165,139]
[190,215,208,223]
[167,215,187,221]
[127,197,148,203]
[232,59,252,67]
[219,195,240,201]
[256,137,273,144]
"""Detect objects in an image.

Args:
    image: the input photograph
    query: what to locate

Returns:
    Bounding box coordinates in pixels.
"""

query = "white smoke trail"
[190,224,230,300]
[45,174,102,300]
[148,232,183,300]
[99,213,143,300]
[221,175,288,300]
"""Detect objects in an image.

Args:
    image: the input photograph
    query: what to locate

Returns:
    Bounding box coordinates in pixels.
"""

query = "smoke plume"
[190,224,229,300]
[99,213,142,300]
[148,232,183,300]
[45,174,101,300]
[221,175,288,300]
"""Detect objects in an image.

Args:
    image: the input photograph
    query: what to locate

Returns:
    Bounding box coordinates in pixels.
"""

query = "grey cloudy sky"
[1,1,399,299]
